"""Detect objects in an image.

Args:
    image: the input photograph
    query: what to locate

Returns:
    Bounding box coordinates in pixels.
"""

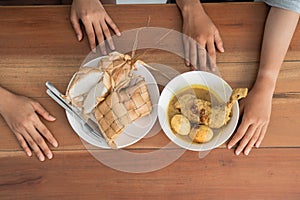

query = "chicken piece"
[175,94,211,124]
[170,114,191,135]
[189,125,213,143]
[208,88,248,128]
[175,88,248,128]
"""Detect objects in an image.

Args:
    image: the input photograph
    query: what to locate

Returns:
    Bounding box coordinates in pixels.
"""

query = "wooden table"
[0,3,300,199]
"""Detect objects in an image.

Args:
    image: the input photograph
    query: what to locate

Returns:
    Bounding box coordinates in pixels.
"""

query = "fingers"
[32,101,56,122]
[27,125,53,161]
[255,124,268,148]
[105,15,121,36]
[189,41,197,70]
[35,119,58,148]
[207,38,217,71]
[81,17,96,52]
[228,119,250,149]
[234,124,256,155]
[198,46,207,71]
[32,102,58,148]
[228,119,268,156]
[70,15,83,41]
[183,37,190,66]
[214,30,224,53]
[242,125,263,156]
[100,20,115,52]
[15,132,32,157]
[21,128,46,162]
[73,10,119,54]
[18,101,58,161]
[93,22,106,54]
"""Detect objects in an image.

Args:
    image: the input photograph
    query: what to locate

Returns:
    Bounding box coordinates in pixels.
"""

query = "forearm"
[255,7,299,93]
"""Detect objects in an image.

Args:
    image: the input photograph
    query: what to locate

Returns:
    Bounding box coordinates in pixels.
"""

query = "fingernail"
[92,48,96,53]
[27,151,32,157]
[185,61,190,66]
[77,34,81,41]
[236,150,240,156]
[111,44,115,50]
[49,114,56,121]
[244,150,249,156]
[256,143,260,148]
[47,153,53,159]
[39,155,45,162]
[227,145,232,149]
[221,47,225,53]
[53,141,58,148]
[116,32,121,36]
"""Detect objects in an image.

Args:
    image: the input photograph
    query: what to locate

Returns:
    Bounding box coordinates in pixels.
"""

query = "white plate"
[66,56,159,149]
[158,71,239,151]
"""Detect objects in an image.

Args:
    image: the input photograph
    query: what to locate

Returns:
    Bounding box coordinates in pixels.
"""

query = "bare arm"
[228,7,299,155]
[256,7,299,92]
[0,86,58,161]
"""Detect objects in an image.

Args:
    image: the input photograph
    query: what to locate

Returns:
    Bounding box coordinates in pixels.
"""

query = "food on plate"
[64,52,153,148]
[95,79,152,143]
[170,114,191,135]
[189,125,213,143]
[168,85,247,143]
[65,67,103,109]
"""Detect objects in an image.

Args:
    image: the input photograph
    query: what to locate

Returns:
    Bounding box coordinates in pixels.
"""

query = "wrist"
[252,75,277,96]
[0,87,14,114]
[177,0,205,18]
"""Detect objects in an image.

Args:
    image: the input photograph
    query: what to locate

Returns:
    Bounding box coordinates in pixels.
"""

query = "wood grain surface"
[0,3,299,199]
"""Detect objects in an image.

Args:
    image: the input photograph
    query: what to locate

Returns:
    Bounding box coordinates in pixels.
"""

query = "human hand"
[227,85,273,156]
[181,3,224,71]
[70,0,121,54]
[0,93,58,161]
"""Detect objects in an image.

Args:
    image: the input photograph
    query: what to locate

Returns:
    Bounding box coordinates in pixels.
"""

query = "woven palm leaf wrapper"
[94,53,153,148]
[95,79,152,147]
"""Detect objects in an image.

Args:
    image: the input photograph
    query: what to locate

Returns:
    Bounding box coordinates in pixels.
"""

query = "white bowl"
[158,71,239,151]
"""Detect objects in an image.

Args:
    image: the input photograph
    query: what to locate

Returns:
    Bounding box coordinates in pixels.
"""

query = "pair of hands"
[3,90,270,160]
[1,92,58,161]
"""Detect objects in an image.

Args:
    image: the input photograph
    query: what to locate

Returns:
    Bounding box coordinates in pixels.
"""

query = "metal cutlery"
[45,81,109,146]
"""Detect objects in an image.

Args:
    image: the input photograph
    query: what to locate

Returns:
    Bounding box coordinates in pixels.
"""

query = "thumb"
[32,102,56,121]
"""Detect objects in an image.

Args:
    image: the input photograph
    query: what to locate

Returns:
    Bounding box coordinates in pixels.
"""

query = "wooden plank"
[1,97,300,151]
[0,0,61,5]
[1,61,300,97]
[0,148,299,199]
[0,4,299,199]
[0,4,300,63]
